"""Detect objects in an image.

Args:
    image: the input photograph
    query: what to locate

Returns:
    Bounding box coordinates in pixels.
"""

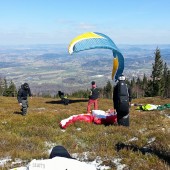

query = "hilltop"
[0,96,170,170]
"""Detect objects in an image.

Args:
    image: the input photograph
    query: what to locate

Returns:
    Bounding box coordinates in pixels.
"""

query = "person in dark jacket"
[58,91,69,105]
[87,81,99,113]
[17,83,32,116]
[113,75,132,126]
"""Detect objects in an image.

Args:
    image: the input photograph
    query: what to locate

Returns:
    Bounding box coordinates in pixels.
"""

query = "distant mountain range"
[0,44,169,95]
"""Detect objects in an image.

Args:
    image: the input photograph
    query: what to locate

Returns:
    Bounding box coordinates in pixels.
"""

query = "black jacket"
[89,87,99,100]
[113,80,132,110]
[17,85,32,103]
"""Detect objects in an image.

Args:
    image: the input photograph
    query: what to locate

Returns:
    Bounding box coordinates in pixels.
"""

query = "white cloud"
[77,22,96,30]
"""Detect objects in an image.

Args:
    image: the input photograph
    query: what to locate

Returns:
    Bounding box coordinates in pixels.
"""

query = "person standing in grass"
[113,75,132,126]
[17,82,32,116]
[87,81,100,113]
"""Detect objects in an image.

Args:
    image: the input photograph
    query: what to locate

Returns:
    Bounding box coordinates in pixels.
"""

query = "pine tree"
[136,77,142,98]
[167,70,170,98]
[130,77,136,98]
[3,80,17,97]
[142,74,148,96]
[104,80,112,99]
[8,80,17,97]
[0,78,3,95]
[162,63,168,97]
[2,78,8,96]
[152,48,164,96]
[145,80,153,97]
[145,48,164,97]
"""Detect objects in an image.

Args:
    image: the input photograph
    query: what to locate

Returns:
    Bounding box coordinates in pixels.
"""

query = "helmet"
[118,75,126,81]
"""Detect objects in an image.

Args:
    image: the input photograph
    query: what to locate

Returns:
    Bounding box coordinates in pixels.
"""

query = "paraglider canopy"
[68,32,124,81]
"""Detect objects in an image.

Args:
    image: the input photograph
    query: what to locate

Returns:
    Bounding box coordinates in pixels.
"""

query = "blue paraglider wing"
[68,32,124,81]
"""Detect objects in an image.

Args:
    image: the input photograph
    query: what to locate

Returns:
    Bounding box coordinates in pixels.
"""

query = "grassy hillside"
[0,96,170,170]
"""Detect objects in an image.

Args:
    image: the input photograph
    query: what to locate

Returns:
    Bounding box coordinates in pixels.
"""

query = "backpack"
[117,81,129,112]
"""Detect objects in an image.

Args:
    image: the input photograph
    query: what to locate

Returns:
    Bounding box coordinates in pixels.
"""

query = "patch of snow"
[72,153,127,170]
[92,156,110,170]
[44,141,56,148]
[139,128,147,133]
[112,158,127,170]
[44,142,57,155]
[148,137,156,144]
[76,128,81,131]
[128,137,138,142]
[72,154,110,169]
[165,114,170,118]
[1,121,7,124]
[0,157,11,167]
[72,151,90,161]
[11,158,24,166]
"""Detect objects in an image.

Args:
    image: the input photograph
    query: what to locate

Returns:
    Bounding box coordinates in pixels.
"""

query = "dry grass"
[0,96,170,170]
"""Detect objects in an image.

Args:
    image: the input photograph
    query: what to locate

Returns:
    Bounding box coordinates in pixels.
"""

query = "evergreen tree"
[71,89,90,98]
[2,78,8,96]
[145,48,164,96]
[3,80,17,97]
[98,87,104,98]
[152,48,164,96]
[8,80,17,97]
[136,77,142,98]
[144,80,153,97]
[130,77,137,98]
[131,77,135,85]
[167,70,170,98]
[104,80,112,99]
[142,74,148,96]
[162,63,168,97]
[0,78,4,95]
[103,86,107,98]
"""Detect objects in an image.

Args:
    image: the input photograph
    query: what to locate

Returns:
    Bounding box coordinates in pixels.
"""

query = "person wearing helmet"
[87,81,100,113]
[17,83,32,116]
[113,75,132,126]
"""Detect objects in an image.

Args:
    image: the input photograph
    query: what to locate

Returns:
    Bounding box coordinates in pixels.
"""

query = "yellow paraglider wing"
[68,32,103,54]
[112,57,119,80]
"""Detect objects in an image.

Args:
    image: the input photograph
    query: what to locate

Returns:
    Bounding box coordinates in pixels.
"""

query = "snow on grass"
[148,137,156,144]
[112,158,127,170]
[128,137,138,142]
[165,114,170,118]
[72,152,127,170]
[0,157,11,167]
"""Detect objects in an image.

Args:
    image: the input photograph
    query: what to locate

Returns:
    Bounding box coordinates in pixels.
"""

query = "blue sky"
[0,0,170,45]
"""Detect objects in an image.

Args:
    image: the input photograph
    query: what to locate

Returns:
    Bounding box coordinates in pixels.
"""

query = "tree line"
[0,78,17,97]
[0,48,169,99]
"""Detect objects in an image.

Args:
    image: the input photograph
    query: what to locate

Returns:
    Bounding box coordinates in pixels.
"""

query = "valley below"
[0,44,169,95]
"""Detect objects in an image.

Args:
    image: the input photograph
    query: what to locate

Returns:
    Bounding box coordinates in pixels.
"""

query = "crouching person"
[17,83,32,116]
